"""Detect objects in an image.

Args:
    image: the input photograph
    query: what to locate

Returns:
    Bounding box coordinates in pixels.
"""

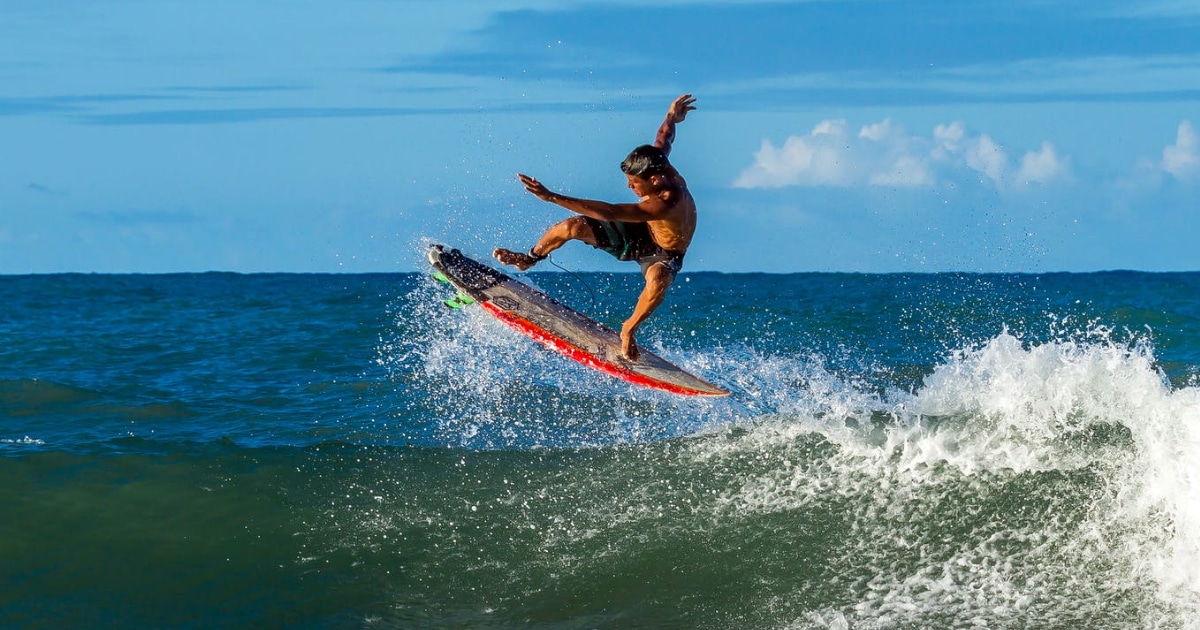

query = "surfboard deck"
[427,244,729,397]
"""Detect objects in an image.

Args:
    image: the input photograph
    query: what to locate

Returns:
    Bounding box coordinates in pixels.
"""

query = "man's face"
[625,173,657,198]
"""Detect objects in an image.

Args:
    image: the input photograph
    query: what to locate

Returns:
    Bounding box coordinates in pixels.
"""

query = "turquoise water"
[3,267,1200,628]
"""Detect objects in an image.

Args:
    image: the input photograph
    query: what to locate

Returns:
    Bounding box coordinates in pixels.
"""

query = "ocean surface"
[4,264,1200,629]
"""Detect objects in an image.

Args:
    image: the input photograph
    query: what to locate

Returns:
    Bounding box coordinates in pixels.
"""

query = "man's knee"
[542,218,583,243]
[643,262,676,288]
[564,216,595,243]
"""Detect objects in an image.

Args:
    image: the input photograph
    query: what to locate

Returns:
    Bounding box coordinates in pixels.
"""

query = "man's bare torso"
[646,170,696,254]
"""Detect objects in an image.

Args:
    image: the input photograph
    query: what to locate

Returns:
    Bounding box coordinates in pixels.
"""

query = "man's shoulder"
[663,184,694,208]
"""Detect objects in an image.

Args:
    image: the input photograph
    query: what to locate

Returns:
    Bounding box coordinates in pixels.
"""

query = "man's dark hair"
[621,144,669,177]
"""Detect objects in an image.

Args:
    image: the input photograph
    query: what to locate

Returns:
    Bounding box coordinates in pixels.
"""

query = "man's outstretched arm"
[654,94,697,156]
[518,173,666,222]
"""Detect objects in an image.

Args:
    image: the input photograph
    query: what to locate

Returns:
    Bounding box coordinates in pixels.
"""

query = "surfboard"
[427,244,729,397]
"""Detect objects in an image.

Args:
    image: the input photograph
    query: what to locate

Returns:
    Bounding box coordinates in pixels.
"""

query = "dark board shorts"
[583,218,685,277]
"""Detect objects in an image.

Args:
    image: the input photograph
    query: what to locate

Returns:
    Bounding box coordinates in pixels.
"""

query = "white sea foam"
[692,331,1200,628]
[0,436,45,446]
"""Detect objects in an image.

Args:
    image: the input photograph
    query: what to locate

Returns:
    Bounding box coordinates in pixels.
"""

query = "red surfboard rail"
[480,301,725,397]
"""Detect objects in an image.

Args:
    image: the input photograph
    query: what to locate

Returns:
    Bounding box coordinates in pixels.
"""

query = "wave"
[10,323,1199,627]
[378,279,1200,626]
[686,331,1200,628]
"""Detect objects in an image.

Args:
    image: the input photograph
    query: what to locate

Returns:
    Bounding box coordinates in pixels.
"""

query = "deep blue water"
[4,268,1200,628]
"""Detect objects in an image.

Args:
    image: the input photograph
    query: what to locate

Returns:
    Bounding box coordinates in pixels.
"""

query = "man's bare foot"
[493,248,542,271]
[619,329,639,361]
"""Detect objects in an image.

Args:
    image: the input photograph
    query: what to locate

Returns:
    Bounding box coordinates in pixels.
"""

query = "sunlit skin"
[495,94,698,360]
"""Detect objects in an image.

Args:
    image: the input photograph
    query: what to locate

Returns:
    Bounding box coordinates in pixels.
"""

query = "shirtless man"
[494,94,699,361]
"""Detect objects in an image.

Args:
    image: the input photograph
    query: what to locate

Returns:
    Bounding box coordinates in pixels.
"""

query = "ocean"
[3,265,1200,629]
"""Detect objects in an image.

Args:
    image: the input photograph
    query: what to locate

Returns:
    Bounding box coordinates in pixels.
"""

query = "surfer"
[494,94,699,361]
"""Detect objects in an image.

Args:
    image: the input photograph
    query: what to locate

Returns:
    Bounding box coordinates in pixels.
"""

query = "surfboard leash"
[544,254,600,315]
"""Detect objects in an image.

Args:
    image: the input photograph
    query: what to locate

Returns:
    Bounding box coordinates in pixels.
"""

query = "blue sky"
[2,0,1198,273]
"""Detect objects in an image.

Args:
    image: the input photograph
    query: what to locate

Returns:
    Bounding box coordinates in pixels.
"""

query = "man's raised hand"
[668,94,697,124]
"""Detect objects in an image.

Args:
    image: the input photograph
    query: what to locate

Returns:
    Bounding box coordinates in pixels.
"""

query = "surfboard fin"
[442,294,475,309]
[433,271,476,308]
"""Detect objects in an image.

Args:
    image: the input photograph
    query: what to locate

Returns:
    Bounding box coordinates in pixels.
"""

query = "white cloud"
[859,118,896,142]
[1162,120,1199,182]
[933,121,966,155]
[735,119,1070,191]
[870,154,935,187]
[965,134,1008,186]
[811,119,844,136]
[1119,120,1198,191]
[861,119,936,187]
[1016,142,1071,187]
[732,119,856,188]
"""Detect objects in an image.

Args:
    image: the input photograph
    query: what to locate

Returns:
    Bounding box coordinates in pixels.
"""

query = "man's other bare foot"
[493,248,541,271]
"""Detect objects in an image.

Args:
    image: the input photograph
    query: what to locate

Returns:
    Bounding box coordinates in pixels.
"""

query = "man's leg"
[494,216,596,270]
[620,263,675,360]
